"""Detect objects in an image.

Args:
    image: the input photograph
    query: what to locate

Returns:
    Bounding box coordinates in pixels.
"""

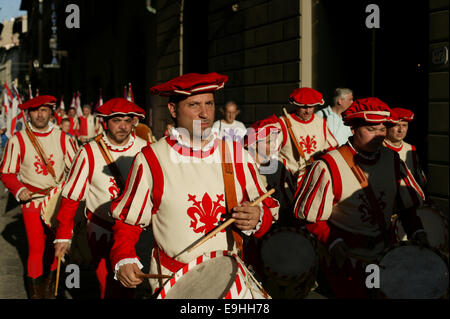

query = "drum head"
[165,255,237,299]
[261,230,315,277]
[380,245,449,299]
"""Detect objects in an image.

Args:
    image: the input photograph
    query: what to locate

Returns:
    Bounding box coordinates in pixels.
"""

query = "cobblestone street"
[0,183,153,299]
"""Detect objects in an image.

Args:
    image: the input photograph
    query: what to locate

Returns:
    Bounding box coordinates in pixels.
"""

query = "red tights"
[21,202,57,279]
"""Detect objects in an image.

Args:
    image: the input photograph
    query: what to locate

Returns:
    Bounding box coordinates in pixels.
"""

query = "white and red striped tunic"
[55,133,149,240]
[77,114,102,140]
[110,135,279,287]
[0,126,78,202]
[383,140,427,188]
[293,143,425,259]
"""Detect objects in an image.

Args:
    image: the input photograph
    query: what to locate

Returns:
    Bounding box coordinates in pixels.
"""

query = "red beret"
[149,72,228,97]
[289,88,324,107]
[96,98,145,118]
[19,95,57,110]
[244,115,281,147]
[342,97,394,125]
[390,107,414,122]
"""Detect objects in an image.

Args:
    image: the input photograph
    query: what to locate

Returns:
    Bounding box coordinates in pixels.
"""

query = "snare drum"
[157,250,270,299]
[40,183,64,229]
[260,227,318,299]
[377,243,449,299]
[393,205,449,256]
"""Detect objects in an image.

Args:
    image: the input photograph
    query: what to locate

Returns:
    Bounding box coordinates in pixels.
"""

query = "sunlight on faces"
[29,106,53,130]
[105,115,134,145]
[168,93,215,144]
[386,121,409,144]
[340,93,354,111]
[351,122,388,153]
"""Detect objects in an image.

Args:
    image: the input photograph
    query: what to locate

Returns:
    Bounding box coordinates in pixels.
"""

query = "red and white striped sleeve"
[0,134,22,175]
[61,145,91,202]
[63,132,79,169]
[396,158,425,209]
[0,134,27,198]
[293,160,335,223]
[110,151,154,228]
[243,157,280,238]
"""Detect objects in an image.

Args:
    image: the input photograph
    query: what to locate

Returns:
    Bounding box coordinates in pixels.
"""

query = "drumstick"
[187,189,275,253]
[54,255,62,297]
[136,273,174,279]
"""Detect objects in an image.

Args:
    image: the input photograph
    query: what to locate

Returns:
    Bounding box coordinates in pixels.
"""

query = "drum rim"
[376,240,449,299]
[377,240,449,268]
[157,250,246,299]
[260,226,319,281]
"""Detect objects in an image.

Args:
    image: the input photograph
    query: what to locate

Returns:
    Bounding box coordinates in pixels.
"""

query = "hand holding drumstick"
[188,189,275,253]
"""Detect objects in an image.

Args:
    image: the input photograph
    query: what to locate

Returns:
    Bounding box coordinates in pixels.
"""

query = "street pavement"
[0,182,153,299]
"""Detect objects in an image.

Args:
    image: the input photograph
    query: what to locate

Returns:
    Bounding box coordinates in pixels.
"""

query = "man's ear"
[168,102,177,118]
[236,109,241,116]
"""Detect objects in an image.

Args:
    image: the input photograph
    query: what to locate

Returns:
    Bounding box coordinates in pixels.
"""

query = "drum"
[393,205,449,256]
[40,183,64,229]
[378,243,449,299]
[157,250,270,299]
[259,227,318,299]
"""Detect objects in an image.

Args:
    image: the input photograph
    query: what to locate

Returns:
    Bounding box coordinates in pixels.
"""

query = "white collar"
[28,122,54,134]
[170,126,219,152]
[102,132,135,151]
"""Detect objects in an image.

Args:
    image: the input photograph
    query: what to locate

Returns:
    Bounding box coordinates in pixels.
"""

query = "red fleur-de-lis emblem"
[358,191,387,225]
[33,154,55,176]
[187,193,226,235]
[108,177,120,200]
[299,135,317,154]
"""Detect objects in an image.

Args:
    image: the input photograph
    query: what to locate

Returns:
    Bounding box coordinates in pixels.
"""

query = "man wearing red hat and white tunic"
[293,97,429,298]
[0,95,78,298]
[383,107,427,189]
[248,88,338,222]
[53,98,149,299]
[109,72,279,298]
[77,104,102,144]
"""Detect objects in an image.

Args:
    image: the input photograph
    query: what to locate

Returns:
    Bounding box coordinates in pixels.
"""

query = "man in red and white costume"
[110,72,279,296]
[383,107,427,189]
[293,97,429,298]
[53,98,149,299]
[77,104,102,144]
[248,88,338,223]
[0,95,78,298]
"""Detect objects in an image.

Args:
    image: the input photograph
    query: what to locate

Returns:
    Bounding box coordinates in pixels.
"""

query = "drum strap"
[281,112,307,161]
[94,134,126,192]
[220,140,244,258]
[337,145,387,232]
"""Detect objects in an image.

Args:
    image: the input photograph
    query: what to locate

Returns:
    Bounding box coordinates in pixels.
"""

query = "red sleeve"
[253,205,274,238]
[0,173,26,198]
[305,220,350,248]
[110,219,143,269]
[55,197,81,239]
